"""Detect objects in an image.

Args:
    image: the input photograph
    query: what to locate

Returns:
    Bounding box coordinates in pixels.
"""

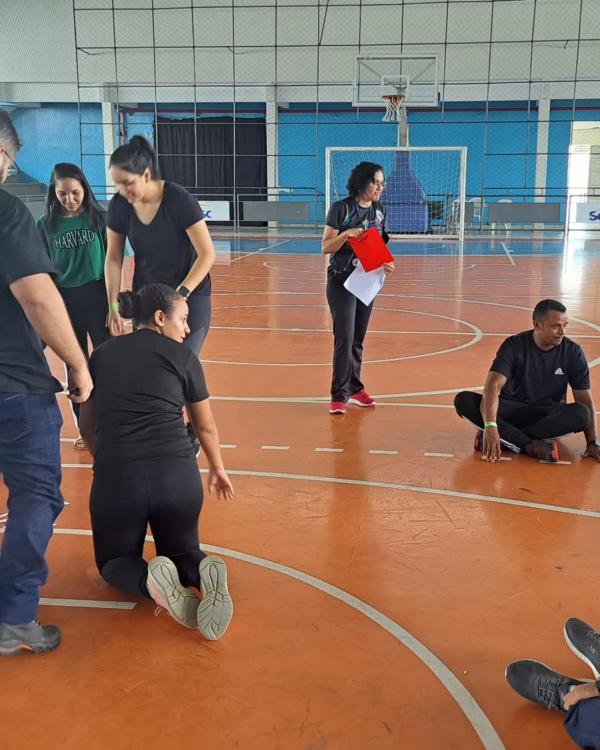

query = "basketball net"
[382,93,409,146]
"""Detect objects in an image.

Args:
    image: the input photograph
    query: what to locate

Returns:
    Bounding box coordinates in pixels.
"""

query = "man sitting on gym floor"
[454,299,600,463]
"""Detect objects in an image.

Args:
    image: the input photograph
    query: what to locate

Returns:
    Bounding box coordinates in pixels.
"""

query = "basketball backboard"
[353,54,439,108]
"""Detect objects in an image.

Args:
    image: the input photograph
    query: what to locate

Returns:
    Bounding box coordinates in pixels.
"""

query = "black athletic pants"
[90,456,205,598]
[326,270,374,403]
[454,391,591,451]
[184,293,211,356]
[61,279,109,424]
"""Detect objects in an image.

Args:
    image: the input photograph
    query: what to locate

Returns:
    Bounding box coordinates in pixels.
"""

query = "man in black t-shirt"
[0,111,92,656]
[454,299,599,463]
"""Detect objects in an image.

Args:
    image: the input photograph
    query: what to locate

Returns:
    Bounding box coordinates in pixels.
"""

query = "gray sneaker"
[146,556,199,629]
[197,556,233,641]
[0,621,61,656]
[564,617,600,678]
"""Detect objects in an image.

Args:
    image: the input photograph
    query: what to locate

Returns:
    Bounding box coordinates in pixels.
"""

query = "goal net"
[325,147,467,240]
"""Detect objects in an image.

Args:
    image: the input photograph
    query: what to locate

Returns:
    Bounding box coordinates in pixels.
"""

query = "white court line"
[424,452,455,458]
[209,325,600,339]
[261,445,290,451]
[44,525,504,750]
[540,460,573,465]
[204,305,483,366]
[220,444,238,449]
[231,239,290,263]
[58,463,600,519]
[39,598,136,610]
[368,450,398,456]
[500,242,516,266]
[314,447,344,453]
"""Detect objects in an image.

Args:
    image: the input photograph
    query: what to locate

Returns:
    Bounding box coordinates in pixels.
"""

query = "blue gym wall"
[9,99,600,225]
[10,103,106,198]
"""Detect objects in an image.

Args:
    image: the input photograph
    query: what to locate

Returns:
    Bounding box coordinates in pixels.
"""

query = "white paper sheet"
[343,263,386,306]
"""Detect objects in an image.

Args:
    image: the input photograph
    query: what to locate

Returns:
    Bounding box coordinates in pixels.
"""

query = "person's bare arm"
[321,224,363,255]
[105,228,126,335]
[187,399,234,501]
[572,388,600,461]
[10,274,92,402]
[480,370,508,462]
[79,400,97,455]
[179,220,216,291]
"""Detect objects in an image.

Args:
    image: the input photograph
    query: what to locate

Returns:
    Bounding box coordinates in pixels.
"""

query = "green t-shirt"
[37,212,106,288]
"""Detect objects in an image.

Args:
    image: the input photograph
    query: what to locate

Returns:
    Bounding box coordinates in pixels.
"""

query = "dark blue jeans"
[565,697,600,749]
[0,393,64,624]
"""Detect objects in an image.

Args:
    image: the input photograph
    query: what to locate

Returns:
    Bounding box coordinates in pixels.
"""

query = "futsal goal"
[325,146,467,241]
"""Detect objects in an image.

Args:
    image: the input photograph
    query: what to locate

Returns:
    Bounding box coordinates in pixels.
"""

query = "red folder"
[347,227,394,272]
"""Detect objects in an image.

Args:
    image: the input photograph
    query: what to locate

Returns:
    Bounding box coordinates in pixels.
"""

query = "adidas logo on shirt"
[554,368,565,375]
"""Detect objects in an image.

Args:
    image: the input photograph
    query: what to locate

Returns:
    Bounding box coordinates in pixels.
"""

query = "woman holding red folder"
[322,161,395,415]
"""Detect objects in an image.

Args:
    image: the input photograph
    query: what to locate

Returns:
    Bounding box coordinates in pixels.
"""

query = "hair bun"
[117,290,140,319]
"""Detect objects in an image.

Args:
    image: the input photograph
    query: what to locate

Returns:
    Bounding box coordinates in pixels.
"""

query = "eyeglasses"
[371,180,386,189]
[2,147,19,174]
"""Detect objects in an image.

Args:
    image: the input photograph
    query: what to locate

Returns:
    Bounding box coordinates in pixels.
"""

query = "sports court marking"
[314,447,344,453]
[205,304,482,366]
[39,597,136,610]
[368,449,398,455]
[424,452,455,458]
[261,445,290,451]
[57,465,600,520]
[230,239,290,263]
[43,525,505,750]
[500,241,516,266]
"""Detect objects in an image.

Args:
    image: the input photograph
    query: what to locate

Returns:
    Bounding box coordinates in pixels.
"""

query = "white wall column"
[535,91,551,203]
[101,101,117,199]
[266,88,278,229]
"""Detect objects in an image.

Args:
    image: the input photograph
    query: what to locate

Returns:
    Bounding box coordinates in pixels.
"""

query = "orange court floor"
[1,240,600,749]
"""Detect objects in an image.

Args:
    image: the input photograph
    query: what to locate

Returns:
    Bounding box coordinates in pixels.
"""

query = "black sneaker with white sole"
[197,556,233,641]
[0,621,61,656]
[505,659,583,712]
[564,617,600,679]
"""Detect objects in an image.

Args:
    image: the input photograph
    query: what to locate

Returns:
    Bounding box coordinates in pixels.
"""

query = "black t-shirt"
[325,197,387,277]
[89,328,209,468]
[107,181,211,296]
[491,330,590,406]
[0,189,63,394]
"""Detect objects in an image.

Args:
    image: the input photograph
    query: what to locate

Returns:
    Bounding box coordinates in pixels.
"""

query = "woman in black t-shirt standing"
[322,162,395,415]
[105,136,215,356]
[80,283,234,640]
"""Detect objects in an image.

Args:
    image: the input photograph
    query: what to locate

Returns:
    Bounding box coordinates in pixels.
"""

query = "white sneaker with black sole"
[197,556,233,641]
[146,556,199,629]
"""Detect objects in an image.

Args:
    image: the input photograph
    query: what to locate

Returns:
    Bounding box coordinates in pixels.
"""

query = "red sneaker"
[348,389,375,407]
[329,401,346,415]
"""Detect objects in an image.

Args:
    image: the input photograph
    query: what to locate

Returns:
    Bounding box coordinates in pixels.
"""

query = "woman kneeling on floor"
[80,283,234,640]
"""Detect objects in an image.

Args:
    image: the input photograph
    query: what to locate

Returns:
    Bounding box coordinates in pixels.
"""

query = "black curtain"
[156,117,267,225]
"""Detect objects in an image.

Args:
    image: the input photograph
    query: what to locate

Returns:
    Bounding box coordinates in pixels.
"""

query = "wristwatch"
[176,285,191,299]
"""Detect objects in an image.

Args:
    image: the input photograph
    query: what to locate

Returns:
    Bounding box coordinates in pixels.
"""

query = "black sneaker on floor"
[505,659,583,711]
[0,621,61,656]
[525,439,559,462]
[564,617,600,679]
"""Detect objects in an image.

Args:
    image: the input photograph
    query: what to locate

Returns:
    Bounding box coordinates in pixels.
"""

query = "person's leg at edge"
[348,297,374,403]
[148,457,232,639]
[522,402,591,442]
[326,273,357,407]
[90,461,152,599]
[564,697,600,749]
[183,293,211,357]
[0,393,64,655]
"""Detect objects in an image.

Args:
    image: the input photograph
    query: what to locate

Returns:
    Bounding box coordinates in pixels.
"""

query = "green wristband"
[109,302,119,313]
[484,421,497,428]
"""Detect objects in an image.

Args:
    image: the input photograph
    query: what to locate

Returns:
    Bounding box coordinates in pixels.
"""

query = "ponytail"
[109,135,160,179]
[118,283,179,327]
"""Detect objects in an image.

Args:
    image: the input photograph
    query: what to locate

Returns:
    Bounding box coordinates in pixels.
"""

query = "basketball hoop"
[382,94,404,123]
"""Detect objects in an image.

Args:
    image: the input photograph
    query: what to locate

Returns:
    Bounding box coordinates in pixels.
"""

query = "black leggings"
[454,391,591,451]
[90,456,206,598]
[184,293,211,356]
[61,279,109,424]
[326,271,374,402]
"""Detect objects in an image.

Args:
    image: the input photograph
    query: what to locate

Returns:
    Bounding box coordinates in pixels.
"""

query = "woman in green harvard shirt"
[37,163,109,450]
